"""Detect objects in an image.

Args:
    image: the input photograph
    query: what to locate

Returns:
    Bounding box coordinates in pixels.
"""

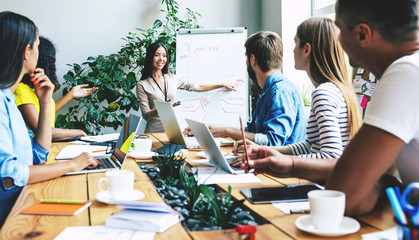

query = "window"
[312,0,335,18]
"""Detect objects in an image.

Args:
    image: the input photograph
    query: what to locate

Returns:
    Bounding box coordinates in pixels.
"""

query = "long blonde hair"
[297,17,361,138]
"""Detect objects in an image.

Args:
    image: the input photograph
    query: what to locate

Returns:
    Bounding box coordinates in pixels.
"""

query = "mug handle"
[98,177,107,192]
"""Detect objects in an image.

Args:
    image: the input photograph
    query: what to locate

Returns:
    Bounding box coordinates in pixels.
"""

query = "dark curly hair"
[21,36,60,91]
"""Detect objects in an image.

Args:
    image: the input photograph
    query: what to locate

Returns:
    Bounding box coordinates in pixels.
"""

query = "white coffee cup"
[308,190,346,231]
[132,138,152,153]
[98,170,134,200]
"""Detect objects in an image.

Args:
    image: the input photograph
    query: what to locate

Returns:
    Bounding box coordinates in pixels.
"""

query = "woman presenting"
[137,42,236,133]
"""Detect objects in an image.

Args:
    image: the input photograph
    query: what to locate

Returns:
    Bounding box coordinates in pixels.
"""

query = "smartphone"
[240,184,323,204]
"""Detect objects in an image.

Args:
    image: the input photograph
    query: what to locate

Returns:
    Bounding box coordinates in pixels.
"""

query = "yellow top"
[14,83,56,128]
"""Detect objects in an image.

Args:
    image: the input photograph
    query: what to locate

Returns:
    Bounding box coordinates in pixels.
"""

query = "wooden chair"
[123,113,144,142]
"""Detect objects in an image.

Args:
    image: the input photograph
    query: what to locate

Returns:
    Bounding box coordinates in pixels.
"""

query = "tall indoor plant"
[56,0,201,134]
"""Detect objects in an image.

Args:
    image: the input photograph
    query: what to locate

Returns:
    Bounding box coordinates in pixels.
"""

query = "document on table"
[272,201,310,214]
[80,133,120,142]
[54,225,155,240]
[361,227,398,240]
[192,167,261,185]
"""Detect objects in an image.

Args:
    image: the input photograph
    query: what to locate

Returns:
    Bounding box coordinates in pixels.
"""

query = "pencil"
[239,116,250,173]
[92,149,106,153]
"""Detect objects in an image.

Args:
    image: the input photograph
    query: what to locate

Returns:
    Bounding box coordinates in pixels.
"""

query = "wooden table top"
[0,133,395,240]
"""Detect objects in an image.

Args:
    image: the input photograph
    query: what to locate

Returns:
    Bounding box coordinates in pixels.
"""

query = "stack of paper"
[106,201,180,233]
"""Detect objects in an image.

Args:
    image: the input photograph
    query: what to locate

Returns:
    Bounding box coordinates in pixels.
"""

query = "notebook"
[185,118,243,174]
[21,201,91,216]
[63,114,142,175]
[154,101,233,148]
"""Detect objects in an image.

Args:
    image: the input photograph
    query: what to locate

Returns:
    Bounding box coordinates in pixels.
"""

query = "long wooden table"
[0,133,395,240]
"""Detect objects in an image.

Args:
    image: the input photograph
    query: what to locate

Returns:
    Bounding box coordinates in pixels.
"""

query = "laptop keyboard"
[225,156,241,171]
[89,157,117,170]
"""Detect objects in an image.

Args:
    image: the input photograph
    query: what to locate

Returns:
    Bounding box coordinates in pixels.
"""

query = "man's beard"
[247,63,256,81]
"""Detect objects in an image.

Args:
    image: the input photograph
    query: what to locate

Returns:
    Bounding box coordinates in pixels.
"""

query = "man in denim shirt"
[203,31,307,146]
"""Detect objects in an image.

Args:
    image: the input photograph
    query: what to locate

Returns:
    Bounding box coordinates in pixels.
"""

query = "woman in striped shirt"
[232,17,362,180]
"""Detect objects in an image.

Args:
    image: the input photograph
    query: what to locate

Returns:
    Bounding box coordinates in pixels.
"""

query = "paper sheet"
[54,225,155,240]
[191,159,216,167]
[272,201,310,214]
[81,133,120,142]
[56,145,110,160]
[192,167,261,184]
[361,227,398,240]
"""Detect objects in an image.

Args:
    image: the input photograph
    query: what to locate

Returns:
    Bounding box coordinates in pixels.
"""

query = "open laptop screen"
[110,114,141,165]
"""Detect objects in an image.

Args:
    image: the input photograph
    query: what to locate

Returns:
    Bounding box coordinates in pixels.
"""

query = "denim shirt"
[0,88,49,226]
[247,70,307,146]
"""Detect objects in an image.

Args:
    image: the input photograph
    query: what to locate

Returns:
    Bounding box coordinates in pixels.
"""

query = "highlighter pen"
[386,187,408,224]
[174,101,181,106]
[41,199,85,204]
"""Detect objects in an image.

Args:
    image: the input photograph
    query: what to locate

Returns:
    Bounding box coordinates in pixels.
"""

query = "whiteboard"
[175,28,248,128]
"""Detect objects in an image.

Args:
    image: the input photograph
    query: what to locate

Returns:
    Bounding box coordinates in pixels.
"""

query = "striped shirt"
[288,82,349,159]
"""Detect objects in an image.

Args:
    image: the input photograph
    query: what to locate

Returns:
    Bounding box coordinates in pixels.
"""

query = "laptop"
[154,100,233,149]
[65,114,142,175]
[185,118,243,174]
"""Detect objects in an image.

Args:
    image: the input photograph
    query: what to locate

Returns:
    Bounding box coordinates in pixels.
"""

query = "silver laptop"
[154,101,233,148]
[65,114,142,175]
[154,100,201,148]
[185,118,243,174]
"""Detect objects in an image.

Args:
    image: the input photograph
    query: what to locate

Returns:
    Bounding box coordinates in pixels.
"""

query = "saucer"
[295,215,360,237]
[128,151,157,159]
[95,190,145,204]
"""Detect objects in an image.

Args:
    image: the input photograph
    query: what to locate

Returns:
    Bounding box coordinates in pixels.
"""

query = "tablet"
[240,184,323,204]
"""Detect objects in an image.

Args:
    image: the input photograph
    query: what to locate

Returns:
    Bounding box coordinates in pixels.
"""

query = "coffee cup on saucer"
[98,170,135,201]
[132,138,153,155]
[308,190,345,231]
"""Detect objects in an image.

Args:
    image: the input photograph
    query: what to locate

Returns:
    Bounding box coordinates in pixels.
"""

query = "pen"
[290,209,310,214]
[41,199,85,204]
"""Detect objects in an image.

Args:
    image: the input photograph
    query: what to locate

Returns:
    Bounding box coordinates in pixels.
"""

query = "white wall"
[281,0,312,90]
[0,0,159,100]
